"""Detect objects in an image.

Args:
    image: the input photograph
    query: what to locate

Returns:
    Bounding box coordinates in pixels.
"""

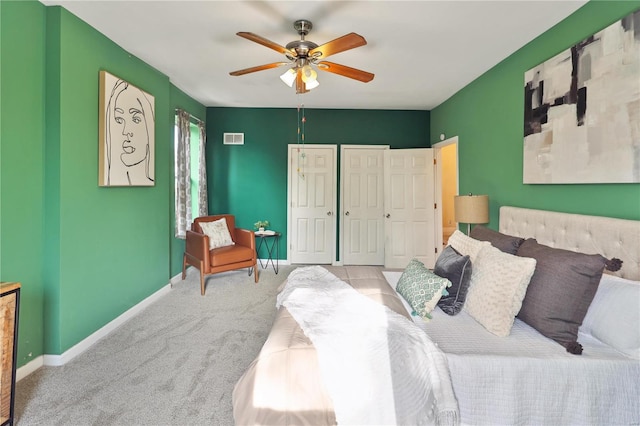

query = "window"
[174,110,207,238]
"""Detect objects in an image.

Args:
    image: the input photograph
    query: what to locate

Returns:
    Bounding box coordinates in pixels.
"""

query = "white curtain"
[175,109,208,238]
[197,120,208,218]
[175,110,192,239]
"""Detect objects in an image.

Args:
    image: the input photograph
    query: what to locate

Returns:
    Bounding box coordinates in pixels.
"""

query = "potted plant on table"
[254,220,270,233]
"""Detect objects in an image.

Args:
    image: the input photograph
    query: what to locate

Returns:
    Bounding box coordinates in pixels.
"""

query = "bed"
[232,206,640,425]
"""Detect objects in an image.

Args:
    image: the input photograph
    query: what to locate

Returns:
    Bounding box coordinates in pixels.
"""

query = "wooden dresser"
[1,283,20,426]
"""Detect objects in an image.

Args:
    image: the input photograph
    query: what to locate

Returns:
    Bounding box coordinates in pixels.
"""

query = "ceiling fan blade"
[295,69,309,94]
[236,32,295,57]
[317,61,374,82]
[309,32,366,59]
[229,62,290,76]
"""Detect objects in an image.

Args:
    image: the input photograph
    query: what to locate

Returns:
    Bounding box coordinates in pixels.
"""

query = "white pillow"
[464,244,537,337]
[448,230,491,262]
[199,218,235,250]
[579,274,640,359]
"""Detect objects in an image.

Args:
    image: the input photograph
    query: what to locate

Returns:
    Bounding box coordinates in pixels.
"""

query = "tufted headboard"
[499,206,640,281]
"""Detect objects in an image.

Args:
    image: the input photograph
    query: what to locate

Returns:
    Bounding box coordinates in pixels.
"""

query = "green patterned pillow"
[396,258,452,320]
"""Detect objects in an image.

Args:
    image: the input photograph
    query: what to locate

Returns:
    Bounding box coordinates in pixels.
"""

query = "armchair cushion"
[200,218,235,250]
[210,245,255,267]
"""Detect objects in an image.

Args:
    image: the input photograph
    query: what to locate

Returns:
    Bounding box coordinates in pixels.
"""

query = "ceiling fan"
[229,19,374,94]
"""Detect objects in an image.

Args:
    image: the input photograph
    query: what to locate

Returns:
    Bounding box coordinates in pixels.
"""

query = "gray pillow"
[470,225,524,255]
[434,246,472,315]
[516,238,607,354]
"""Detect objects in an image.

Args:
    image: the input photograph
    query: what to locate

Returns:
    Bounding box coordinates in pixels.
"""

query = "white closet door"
[384,148,436,269]
[341,146,387,265]
[288,145,336,264]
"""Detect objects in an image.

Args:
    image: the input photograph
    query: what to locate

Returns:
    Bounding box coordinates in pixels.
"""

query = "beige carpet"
[15,265,296,426]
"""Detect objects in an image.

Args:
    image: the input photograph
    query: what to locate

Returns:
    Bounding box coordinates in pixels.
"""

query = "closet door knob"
[327,211,333,216]
[386,214,391,218]
[345,211,350,216]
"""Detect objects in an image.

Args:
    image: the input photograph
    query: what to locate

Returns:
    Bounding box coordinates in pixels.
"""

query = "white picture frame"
[99,70,155,186]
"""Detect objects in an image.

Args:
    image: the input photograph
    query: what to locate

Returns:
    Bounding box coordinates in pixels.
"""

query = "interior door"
[384,148,436,269]
[288,145,336,264]
[341,145,387,265]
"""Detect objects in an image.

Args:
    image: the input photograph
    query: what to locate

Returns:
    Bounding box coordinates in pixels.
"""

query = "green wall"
[1,1,205,365]
[430,1,640,227]
[0,0,47,367]
[45,6,174,354]
[206,107,430,260]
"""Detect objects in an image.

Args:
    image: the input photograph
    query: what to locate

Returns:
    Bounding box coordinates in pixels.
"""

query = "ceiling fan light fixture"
[301,65,317,83]
[305,78,319,90]
[280,68,296,87]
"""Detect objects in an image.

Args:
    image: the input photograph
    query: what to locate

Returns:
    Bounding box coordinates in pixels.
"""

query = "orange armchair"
[182,214,258,295]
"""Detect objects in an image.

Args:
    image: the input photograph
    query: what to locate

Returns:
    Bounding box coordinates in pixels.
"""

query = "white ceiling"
[40,0,587,110]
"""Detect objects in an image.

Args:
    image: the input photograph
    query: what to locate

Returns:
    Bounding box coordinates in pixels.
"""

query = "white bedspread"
[277,266,459,426]
[383,271,640,426]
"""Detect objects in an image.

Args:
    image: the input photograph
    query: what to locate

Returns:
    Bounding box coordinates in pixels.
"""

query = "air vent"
[223,133,244,145]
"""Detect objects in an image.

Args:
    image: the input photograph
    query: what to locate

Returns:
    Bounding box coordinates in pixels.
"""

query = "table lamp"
[454,194,489,235]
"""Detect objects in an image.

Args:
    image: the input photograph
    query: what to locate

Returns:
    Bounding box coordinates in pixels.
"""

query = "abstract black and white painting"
[99,71,155,186]
[523,9,640,184]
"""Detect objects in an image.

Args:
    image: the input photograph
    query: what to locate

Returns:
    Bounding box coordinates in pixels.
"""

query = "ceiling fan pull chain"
[297,101,305,179]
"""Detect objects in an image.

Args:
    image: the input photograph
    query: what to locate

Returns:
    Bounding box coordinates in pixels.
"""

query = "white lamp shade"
[305,78,319,90]
[280,69,296,87]
[454,194,489,224]
[301,65,317,83]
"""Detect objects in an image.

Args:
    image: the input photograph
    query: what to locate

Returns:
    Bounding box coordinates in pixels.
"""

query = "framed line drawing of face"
[99,70,155,186]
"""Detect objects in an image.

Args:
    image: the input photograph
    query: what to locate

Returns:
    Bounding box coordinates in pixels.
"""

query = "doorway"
[433,137,459,249]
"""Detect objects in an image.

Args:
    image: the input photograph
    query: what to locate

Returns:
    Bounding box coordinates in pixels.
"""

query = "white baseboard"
[16,356,44,382]
[18,279,175,377]
[43,282,173,367]
[257,258,290,267]
[16,265,285,380]
[170,270,185,285]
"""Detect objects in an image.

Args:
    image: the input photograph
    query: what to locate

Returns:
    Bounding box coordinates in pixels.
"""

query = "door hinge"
[435,247,438,254]
[434,203,437,210]
[433,158,437,165]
